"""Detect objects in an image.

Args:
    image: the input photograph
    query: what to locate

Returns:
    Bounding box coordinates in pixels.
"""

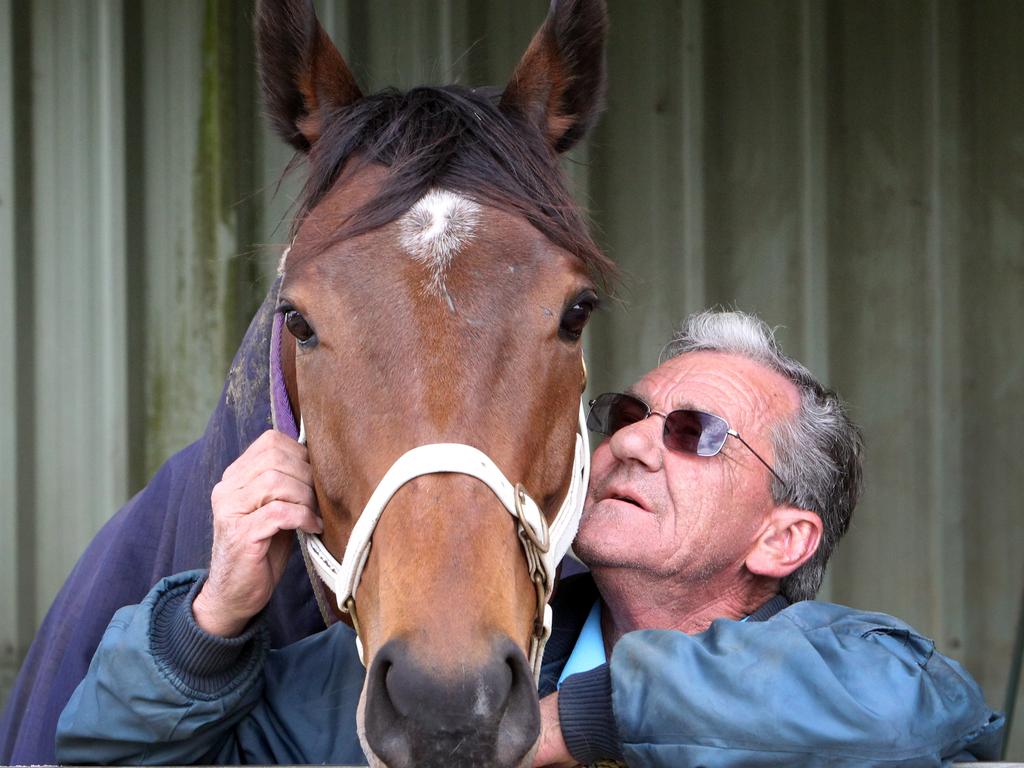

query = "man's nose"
[609,414,664,470]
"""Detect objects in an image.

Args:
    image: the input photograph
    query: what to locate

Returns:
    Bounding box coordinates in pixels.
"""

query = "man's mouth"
[605,490,648,512]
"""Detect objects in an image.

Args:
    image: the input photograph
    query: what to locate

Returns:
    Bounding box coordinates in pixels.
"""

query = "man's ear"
[499,0,608,154]
[746,507,823,580]
[255,0,363,151]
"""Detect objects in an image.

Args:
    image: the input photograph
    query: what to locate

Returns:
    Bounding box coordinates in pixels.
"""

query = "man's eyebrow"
[625,386,710,415]
[623,385,645,400]
[624,386,679,410]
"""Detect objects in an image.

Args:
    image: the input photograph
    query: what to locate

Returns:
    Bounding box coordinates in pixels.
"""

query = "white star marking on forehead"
[399,189,481,297]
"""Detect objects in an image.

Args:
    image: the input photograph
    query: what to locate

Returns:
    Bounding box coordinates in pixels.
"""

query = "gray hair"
[661,310,864,602]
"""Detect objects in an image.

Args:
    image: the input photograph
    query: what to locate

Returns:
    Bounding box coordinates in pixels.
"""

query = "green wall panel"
[28,0,129,634]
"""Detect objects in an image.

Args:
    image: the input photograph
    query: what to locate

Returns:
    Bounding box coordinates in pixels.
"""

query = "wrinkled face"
[575,351,800,581]
[279,173,594,767]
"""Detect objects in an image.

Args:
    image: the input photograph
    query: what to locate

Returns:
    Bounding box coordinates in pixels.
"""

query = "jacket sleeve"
[561,603,1004,767]
[55,570,270,765]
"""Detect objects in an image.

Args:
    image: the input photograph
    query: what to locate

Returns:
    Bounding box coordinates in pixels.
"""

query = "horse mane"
[290,85,617,288]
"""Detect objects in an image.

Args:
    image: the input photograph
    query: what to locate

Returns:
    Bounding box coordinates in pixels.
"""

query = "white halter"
[295,406,590,682]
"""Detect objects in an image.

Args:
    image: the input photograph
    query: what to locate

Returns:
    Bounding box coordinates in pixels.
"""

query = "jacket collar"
[540,573,791,695]
[746,593,790,622]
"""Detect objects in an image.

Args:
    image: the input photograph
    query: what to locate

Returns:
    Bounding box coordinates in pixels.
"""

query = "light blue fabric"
[557,601,605,689]
[558,600,748,691]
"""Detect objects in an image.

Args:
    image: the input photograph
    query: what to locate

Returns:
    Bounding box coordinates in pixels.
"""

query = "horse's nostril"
[365,650,411,767]
[495,639,542,767]
[365,637,540,768]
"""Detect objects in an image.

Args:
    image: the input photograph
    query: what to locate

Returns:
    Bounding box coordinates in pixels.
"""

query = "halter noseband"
[295,409,590,683]
[270,248,591,684]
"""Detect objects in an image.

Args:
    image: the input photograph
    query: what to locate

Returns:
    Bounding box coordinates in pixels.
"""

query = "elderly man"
[532,311,1003,765]
[55,310,1002,766]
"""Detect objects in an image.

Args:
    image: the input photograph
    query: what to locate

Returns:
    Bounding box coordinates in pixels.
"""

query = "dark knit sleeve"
[149,573,268,698]
[558,663,625,764]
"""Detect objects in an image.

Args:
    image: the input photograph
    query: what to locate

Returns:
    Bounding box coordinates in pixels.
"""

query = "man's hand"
[533,692,579,767]
[192,430,322,637]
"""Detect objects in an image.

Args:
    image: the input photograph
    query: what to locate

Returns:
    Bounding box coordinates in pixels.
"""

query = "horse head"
[255,1,612,765]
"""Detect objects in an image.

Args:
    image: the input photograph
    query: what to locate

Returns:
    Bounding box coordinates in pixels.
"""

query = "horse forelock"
[289,85,616,291]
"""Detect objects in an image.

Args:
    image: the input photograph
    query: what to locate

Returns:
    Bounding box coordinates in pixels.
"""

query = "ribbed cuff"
[149,574,267,698]
[558,664,624,764]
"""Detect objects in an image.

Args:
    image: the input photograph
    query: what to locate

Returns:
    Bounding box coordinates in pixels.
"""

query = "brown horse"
[256,0,614,765]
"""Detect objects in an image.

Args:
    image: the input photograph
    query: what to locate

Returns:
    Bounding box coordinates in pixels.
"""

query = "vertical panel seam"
[13,0,38,651]
[798,0,832,601]
[0,0,20,707]
[123,0,147,494]
[680,0,705,314]
[95,0,129,522]
[924,0,965,651]
[799,0,829,381]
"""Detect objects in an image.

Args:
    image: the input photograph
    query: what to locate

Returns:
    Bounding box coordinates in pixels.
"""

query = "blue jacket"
[55,570,1003,766]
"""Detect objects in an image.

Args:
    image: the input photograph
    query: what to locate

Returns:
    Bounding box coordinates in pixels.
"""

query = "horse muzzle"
[363,635,540,768]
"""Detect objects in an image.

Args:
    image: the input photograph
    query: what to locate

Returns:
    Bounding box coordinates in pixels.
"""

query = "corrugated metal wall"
[2,0,1022,756]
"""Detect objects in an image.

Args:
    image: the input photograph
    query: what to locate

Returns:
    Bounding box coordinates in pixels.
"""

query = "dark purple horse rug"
[0,279,324,765]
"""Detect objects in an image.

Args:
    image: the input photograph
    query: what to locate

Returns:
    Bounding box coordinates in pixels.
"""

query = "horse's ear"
[255,0,363,152]
[499,0,608,154]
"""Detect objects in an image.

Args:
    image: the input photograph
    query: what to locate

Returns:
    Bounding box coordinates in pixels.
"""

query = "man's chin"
[575,505,662,572]
[572,532,644,572]
[574,548,651,573]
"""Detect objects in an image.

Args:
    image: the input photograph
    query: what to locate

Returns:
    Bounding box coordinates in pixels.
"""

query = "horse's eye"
[559,293,598,342]
[285,310,317,346]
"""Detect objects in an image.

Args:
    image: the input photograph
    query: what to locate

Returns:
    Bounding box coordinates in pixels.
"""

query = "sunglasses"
[586,392,789,493]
